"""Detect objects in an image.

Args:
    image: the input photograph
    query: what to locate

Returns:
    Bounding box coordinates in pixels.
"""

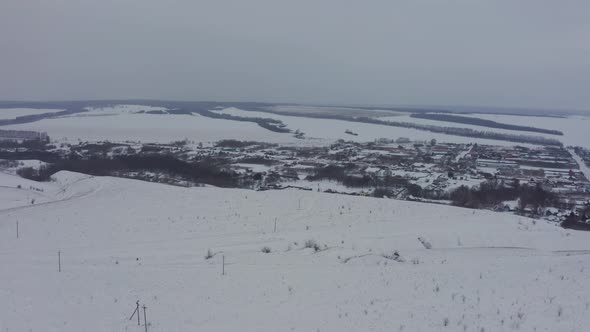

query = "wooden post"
[142,305,148,332]
[16,220,19,239]
[222,255,225,276]
[58,251,61,272]
[129,300,140,326]
[274,218,277,233]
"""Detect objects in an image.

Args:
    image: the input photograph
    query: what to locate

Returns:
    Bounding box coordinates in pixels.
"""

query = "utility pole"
[143,305,148,332]
[16,220,19,239]
[222,255,225,276]
[58,251,61,272]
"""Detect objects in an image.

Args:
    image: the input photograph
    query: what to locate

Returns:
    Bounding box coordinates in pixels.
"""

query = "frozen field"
[1,171,589,331]
[2,107,301,145]
[214,108,532,146]
[425,112,590,148]
[379,114,565,142]
[2,104,574,147]
[463,113,590,148]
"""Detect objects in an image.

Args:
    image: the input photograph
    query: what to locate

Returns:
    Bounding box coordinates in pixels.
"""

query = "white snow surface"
[2,105,582,147]
[2,110,299,145]
[1,171,590,331]
[438,113,590,148]
[379,114,564,144]
[213,108,543,146]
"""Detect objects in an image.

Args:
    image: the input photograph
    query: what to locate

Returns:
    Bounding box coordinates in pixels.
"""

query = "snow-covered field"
[0,108,63,120]
[3,104,585,148]
[1,171,589,331]
[2,107,300,145]
[213,108,530,146]
[427,112,590,148]
[473,113,590,148]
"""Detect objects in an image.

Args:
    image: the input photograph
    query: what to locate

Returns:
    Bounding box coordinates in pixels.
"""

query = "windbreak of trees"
[411,113,563,136]
[372,183,424,198]
[355,117,563,146]
[0,108,88,126]
[191,109,290,133]
[450,179,557,210]
[17,155,237,187]
[307,165,411,188]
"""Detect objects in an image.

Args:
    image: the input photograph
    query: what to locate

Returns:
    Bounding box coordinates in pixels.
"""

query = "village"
[2,130,590,225]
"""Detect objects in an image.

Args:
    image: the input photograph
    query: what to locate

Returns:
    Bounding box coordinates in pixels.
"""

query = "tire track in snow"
[0,175,104,215]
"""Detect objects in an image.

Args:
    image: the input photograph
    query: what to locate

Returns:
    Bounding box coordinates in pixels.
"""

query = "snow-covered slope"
[1,172,589,331]
[0,171,100,210]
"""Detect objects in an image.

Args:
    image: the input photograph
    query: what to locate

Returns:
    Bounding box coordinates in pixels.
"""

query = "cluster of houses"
[9,136,589,222]
[465,145,590,215]
[220,140,590,219]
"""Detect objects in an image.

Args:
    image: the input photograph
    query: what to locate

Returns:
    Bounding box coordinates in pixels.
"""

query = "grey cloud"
[1,0,589,111]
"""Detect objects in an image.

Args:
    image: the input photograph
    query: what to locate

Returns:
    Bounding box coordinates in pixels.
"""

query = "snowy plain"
[1,171,589,331]
[212,108,535,147]
[2,108,300,145]
[0,104,570,147]
[461,113,590,148]
[410,112,590,148]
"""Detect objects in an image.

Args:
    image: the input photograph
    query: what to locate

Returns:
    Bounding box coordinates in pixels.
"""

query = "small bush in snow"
[304,239,321,252]
[205,249,214,260]
[383,251,405,262]
[418,237,432,249]
[261,246,271,253]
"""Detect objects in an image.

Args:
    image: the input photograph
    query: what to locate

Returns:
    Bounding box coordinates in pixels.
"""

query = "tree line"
[17,154,238,187]
[450,179,557,210]
[411,113,563,136]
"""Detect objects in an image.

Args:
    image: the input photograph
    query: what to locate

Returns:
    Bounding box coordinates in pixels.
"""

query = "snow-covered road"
[568,148,590,181]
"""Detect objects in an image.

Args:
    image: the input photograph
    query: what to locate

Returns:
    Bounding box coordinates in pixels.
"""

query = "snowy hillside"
[1,171,589,331]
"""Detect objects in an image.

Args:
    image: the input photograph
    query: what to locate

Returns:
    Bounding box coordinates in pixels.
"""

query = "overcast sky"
[1,0,589,111]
